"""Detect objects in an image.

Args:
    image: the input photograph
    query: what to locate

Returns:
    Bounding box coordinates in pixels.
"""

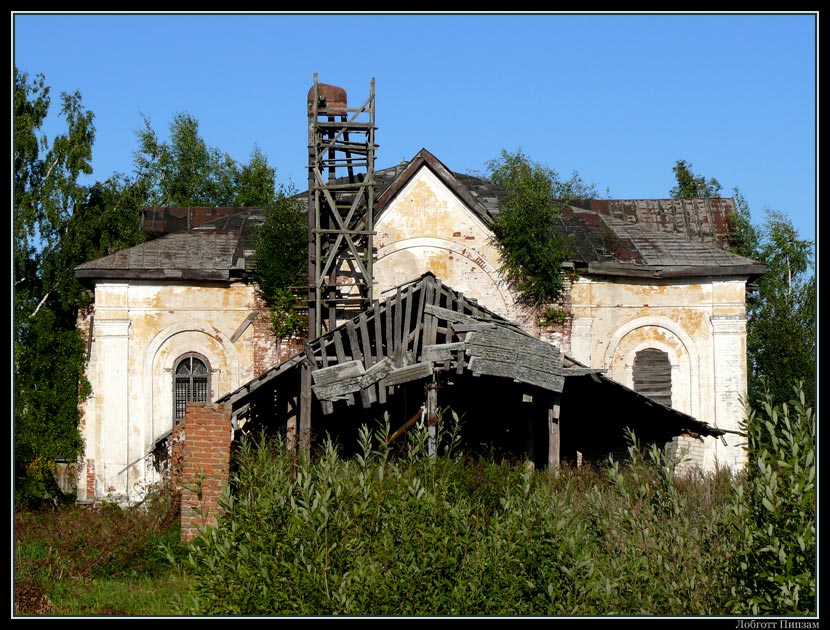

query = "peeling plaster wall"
[569,276,749,472]
[77,165,754,502]
[76,280,284,504]
[373,167,526,325]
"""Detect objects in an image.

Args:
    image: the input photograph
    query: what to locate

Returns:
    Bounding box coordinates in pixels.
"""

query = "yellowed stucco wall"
[569,275,749,471]
[77,280,284,504]
[373,167,526,325]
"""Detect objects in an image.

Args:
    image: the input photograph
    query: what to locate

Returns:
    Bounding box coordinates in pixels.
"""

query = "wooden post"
[548,392,561,477]
[426,381,438,456]
[526,404,536,471]
[286,397,298,457]
[299,359,312,455]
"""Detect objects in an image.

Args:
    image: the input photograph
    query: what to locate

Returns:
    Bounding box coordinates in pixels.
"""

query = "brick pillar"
[178,402,233,542]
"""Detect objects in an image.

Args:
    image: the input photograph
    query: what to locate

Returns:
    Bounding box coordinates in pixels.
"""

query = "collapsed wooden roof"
[217,272,725,451]
[218,271,563,414]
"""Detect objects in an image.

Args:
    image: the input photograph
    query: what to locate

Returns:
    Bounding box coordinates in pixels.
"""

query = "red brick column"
[178,402,233,542]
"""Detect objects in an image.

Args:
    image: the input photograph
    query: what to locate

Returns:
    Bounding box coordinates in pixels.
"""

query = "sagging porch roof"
[216,272,725,443]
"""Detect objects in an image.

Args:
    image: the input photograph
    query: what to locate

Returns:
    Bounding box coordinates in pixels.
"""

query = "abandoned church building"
[73,77,766,513]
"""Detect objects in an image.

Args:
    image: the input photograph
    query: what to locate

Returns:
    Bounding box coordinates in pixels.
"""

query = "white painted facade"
[77,280,282,504]
[569,276,749,472]
[76,161,754,503]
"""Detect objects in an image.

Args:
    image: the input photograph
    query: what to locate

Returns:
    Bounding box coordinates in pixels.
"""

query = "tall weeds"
[168,387,817,616]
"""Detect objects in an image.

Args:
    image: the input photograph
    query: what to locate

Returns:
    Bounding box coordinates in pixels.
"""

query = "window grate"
[173,355,211,421]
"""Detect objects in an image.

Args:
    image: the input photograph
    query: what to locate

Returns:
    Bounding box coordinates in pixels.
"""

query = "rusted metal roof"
[557,206,767,279]
[75,209,265,281]
[141,206,252,238]
[76,149,765,282]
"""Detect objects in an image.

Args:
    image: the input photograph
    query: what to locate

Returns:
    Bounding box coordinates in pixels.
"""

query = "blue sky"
[13,12,817,246]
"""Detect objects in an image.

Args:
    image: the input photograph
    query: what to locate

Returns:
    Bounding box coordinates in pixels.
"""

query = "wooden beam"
[299,360,313,455]
[426,381,438,457]
[379,361,433,387]
[332,331,355,406]
[371,301,386,404]
[548,393,561,477]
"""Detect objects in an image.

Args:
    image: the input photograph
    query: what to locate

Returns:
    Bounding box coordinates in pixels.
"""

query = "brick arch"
[604,316,700,419]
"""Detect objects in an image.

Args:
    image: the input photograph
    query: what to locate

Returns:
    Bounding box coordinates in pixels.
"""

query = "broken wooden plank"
[563,367,607,377]
[358,313,373,368]
[465,345,562,373]
[424,303,479,324]
[401,284,414,356]
[411,281,427,361]
[393,287,403,367]
[379,361,434,387]
[312,359,364,385]
[312,357,394,402]
[332,331,355,406]
[454,323,497,332]
[344,320,372,405]
[346,319,362,363]
[370,301,386,404]
[423,280,438,347]
[423,341,468,362]
[467,356,565,392]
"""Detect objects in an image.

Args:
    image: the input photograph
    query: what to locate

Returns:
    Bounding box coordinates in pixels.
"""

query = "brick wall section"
[178,402,233,542]
[84,459,95,501]
[249,296,304,373]
[250,296,278,375]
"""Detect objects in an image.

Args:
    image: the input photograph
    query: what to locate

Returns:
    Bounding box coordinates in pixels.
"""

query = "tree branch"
[29,290,50,319]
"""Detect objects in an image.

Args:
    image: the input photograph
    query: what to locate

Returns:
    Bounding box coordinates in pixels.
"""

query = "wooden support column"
[525,395,536,471]
[299,360,313,455]
[426,380,438,456]
[548,392,561,477]
[286,395,298,457]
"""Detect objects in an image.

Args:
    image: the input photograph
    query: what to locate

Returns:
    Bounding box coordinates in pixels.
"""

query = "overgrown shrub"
[725,383,817,615]
[14,483,184,615]
[165,384,816,616]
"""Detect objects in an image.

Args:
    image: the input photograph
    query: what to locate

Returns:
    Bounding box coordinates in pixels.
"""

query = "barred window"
[174,354,210,423]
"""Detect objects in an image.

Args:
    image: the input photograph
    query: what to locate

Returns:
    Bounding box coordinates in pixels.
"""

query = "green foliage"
[252,189,309,338]
[167,409,812,616]
[15,389,816,616]
[727,200,816,407]
[133,112,278,206]
[725,383,816,615]
[487,149,597,306]
[746,211,816,406]
[670,159,722,199]
[537,306,568,327]
[14,67,98,506]
[14,484,186,615]
[14,307,88,505]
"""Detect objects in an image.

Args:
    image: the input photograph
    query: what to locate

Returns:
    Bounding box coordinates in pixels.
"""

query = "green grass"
[13,392,816,617]
[14,486,191,617]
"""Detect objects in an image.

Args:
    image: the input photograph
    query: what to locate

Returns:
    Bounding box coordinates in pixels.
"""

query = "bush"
[14,483,184,615]
[725,383,817,615]
[169,419,745,616]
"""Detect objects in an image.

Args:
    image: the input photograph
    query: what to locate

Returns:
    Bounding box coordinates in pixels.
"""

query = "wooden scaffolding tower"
[307,74,377,338]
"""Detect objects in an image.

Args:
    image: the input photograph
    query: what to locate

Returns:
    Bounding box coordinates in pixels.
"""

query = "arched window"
[632,348,672,408]
[174,354,210,423]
